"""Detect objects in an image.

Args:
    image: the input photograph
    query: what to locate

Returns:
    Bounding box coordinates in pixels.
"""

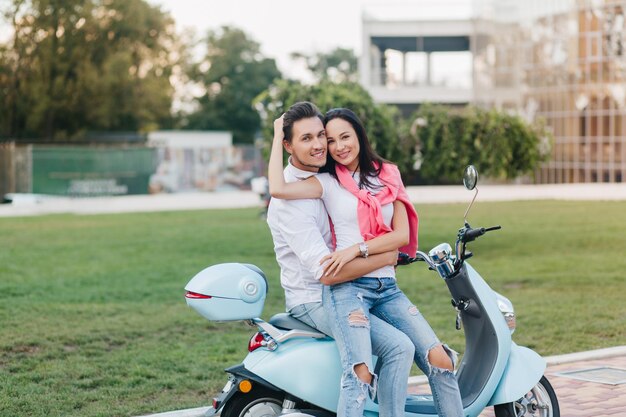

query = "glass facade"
[362,0,626,183]
[481,0,626,183]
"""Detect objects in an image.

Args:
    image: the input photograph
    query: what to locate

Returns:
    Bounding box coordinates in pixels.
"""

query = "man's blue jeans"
[323,277,464,417]
[289,300,415,416]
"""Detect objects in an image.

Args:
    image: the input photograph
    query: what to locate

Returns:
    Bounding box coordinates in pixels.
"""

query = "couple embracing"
[266,102,462,417]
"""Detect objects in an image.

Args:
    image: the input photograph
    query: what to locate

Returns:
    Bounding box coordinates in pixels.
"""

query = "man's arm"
[320,251,398,285]
[274,199,332,279]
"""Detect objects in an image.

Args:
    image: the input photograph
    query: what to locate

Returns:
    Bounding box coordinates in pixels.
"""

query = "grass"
[0,201,625,417]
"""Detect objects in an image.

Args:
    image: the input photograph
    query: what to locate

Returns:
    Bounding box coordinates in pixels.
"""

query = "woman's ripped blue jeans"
[324,277,463,417]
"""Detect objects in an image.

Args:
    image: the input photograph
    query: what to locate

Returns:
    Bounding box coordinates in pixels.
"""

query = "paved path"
[0,191,261,217]
[408,346,626,417]
[141,346,626,417]
[2,183,626,218]
[546,355,626,417]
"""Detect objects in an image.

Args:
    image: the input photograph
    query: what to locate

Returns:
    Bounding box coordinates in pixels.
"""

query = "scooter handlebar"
[397,252,432,268]
[462,225,501,243]
[397,252,412,266]
[464,227,485,241]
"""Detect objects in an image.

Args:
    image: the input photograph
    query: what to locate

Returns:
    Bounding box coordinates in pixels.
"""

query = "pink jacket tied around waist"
[335,162,418,257]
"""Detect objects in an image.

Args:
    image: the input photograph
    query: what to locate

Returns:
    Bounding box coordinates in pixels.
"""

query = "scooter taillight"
[248,332,265,352]
[185,291,212,299]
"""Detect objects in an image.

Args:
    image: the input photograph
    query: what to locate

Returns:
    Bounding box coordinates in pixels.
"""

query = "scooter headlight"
[495,292,516,333]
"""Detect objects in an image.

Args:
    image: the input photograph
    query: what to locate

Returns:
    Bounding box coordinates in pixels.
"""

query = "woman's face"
[325,118,360,172]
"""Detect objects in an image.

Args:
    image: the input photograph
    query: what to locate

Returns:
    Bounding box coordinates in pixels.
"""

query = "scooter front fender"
[487,342,546,406]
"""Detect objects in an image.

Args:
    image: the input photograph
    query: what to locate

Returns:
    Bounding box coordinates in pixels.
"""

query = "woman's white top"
[316,172,395,278]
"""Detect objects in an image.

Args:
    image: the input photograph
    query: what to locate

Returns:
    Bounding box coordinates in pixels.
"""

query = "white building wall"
[147,130,241,193]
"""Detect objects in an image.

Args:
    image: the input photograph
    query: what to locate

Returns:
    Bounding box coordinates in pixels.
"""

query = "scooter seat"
[268,313,327,335]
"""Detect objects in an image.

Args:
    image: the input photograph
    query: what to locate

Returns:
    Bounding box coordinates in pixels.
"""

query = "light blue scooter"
[184,166,560,417]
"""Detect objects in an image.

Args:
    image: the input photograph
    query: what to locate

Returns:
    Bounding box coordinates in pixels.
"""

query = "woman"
[269,107,463,417]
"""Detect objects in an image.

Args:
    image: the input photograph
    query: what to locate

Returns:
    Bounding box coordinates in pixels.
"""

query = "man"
[266,101,398,333]
[266,101,415,416]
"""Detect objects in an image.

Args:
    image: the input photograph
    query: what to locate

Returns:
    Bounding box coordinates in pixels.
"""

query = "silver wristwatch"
[358,242,369,258]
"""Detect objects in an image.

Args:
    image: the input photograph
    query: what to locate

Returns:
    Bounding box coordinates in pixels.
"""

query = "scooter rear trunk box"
[185,263,267,321]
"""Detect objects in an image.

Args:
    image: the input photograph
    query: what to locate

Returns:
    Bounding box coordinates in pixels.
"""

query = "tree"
[184,26,281,144]
[402,104,553,183]
[290,47,358,83]
[0,0,179,140]
[255,79,402,167]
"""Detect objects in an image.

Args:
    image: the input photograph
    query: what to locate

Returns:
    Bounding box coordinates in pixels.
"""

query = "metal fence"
[0,142,15,198]
[31,146,156,196]
[0,143,30,197]
[0,144,156,197]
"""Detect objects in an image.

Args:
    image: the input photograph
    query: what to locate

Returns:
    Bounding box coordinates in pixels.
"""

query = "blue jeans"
[290,301,415,416]
[324,277,463,417]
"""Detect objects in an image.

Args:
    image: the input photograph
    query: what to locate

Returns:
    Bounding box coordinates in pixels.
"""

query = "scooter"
[184,166,560,417]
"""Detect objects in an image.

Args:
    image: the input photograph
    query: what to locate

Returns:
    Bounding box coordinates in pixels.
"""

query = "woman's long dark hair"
[321,108,386,190]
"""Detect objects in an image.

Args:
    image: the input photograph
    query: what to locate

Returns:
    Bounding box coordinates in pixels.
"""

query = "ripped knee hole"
[427,344,455,371]
[353,362,374,384]
[347,309,369,327]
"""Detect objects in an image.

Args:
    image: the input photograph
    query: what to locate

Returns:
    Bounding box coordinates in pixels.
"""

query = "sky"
[148,0,474,79]
[0,0,474,80]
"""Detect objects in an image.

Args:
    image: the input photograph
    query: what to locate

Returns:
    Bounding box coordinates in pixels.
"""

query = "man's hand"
[320,244,361,277]
[387,250,400,266]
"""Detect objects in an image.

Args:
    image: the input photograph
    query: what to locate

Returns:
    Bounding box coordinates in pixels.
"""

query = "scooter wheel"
[494,376,560,417]
[220,386,284,417]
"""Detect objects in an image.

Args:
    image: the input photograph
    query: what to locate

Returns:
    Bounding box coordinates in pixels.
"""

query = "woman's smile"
[326,118,360,171]
[334,149,351,160]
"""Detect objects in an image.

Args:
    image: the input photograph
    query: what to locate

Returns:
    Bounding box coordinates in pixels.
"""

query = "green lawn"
[1,201,625,417]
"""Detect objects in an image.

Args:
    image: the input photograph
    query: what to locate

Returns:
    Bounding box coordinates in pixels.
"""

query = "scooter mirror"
[463,165,478,190]
[463,165,479,224]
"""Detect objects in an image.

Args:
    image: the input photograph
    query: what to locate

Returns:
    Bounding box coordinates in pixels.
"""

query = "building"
[147,130,262,193]
[360,2,479,113]
[360,0,626,183]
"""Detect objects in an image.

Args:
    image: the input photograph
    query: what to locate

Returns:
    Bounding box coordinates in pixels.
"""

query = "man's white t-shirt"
[267,163,332,310]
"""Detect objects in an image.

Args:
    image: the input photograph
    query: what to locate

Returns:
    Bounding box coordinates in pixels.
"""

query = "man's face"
[284,117,327,172]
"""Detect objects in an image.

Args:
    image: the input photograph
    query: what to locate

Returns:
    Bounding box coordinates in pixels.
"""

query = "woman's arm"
[321,201,409,277]
[268,115,322,200]
[320,250,398,285]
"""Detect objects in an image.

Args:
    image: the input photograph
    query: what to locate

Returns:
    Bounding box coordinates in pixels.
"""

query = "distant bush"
[401,104,553,184]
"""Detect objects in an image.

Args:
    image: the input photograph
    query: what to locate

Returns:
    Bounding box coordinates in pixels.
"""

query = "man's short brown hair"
[282,102,324,143]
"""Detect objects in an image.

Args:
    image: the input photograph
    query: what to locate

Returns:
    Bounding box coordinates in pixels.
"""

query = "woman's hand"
[273,114,285,142]
[320,245,361,277]
[268,113,288,198]
[267,112,323,200]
